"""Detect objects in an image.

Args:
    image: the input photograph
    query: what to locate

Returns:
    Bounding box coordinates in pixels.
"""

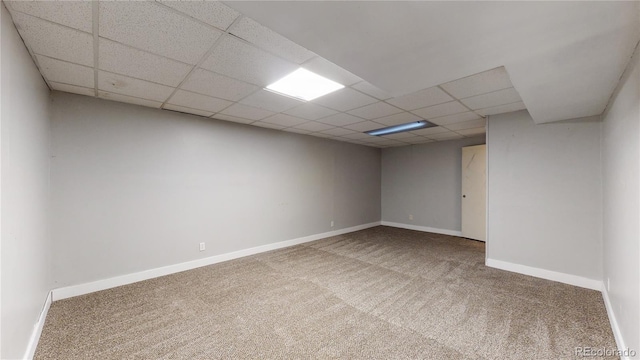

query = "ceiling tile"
[312,87,377,112]
[211,113,254,124]
[309,132,336,139]
[342,141,369,146]
[360,137,386,144]
[340,138,368,144]
[157,0,239,30]
[11,12,93,66]
[344,121,386,132]
[7,0,92,32]
[302,56,362,85]
[382,132,420,140]
[427,131,464,140]
[164,104,214,117]
[441,67,513,99]
[284,103,337,120]
[99,39,192,87]
[36,55,94,89]
[239,89,303,112]
[100,1,222,64]
[98,71,174,102]
[475,101,527,116]
[460,88,522,110]
[457,127,487,136]
[283,127,312,134]
[411,101,468,119]
[291,121,335,132]
[347,101,402,120]
[386,87,453,111]
[404,137,434,144]
[445,118,487,131]
[351,81,392,100]
[167,90,232,113]
[365,137,407,146]
[387,142,411,147]
[219,103,274,120]
[341,132,373,140]
[261,113,307,127]
[411,126,450,136]
[181,69,258,102]
[201,35,297,86]
[429,111,481,126]
[375,112,422,126]
[316,113,363,127]
[252,121,287,130]
[98,91,163,109]
[229,17,315,64]
[50,82,95,97]
[319,127,356,136]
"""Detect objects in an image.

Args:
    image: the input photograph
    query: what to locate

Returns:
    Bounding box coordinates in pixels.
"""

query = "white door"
[461,144,486,241]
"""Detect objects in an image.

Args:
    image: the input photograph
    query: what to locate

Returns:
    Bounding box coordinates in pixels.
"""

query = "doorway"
[461,144,487,241]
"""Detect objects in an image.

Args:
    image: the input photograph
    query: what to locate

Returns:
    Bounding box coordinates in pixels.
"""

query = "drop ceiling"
[227,1,640,124]
[4,1,637,148]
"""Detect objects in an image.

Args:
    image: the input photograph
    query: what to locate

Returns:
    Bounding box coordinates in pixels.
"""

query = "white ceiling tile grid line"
[7,4,204,72]
[154,0,240,33]
[6,1,311,117]
[4,2,236,107]
[4,8,87,91]
[227,16,316,64]
[5,0,515,147]
[5,3,356,146]
[229,2,639,124]
[6,6,219,94]
[28,54,214,107]
[171,31,322,113]
[91,0,98,96]
[98,1,227,65]
[155,7,292,113]
[434,85,486,120]
[160,30,244,112]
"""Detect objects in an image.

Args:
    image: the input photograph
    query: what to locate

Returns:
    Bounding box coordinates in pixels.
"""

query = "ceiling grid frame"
[92,0,99,97]
[3,0,558,148]
[159,15,248,111]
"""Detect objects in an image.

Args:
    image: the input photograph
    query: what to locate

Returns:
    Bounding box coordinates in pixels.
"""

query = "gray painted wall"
[487,110,602,280]
[1,5,52,358]
[602,49,639,354]
[381,137,485,232]
[50,92,381,288]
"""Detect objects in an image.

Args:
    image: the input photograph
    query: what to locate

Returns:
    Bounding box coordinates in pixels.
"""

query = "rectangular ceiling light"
[265,68,344,101]
[366,121,435,136]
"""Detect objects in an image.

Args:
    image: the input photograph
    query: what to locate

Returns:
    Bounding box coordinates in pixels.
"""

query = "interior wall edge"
[485,258,602,291]
[22,291,52,360]
[1,3,53,358]
[602,286,632,360]
[51,221,381,301]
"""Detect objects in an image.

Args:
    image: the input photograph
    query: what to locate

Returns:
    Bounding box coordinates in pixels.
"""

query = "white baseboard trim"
[52,221,381,301]
[380,221,463,237]
[602,287,633,359]
[23,291,52,360]
[485,258,602,291]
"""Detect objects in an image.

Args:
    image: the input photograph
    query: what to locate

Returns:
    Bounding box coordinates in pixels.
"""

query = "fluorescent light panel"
[266,68,344,101]
[366,121,435,136]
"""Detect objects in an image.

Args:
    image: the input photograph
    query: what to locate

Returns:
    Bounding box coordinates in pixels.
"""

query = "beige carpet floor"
[35,226,616,359]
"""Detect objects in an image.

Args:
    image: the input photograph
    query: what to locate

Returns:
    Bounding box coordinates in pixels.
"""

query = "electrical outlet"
[330,220,334,227]
[409,214,413,220]
[199,242,205,252]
